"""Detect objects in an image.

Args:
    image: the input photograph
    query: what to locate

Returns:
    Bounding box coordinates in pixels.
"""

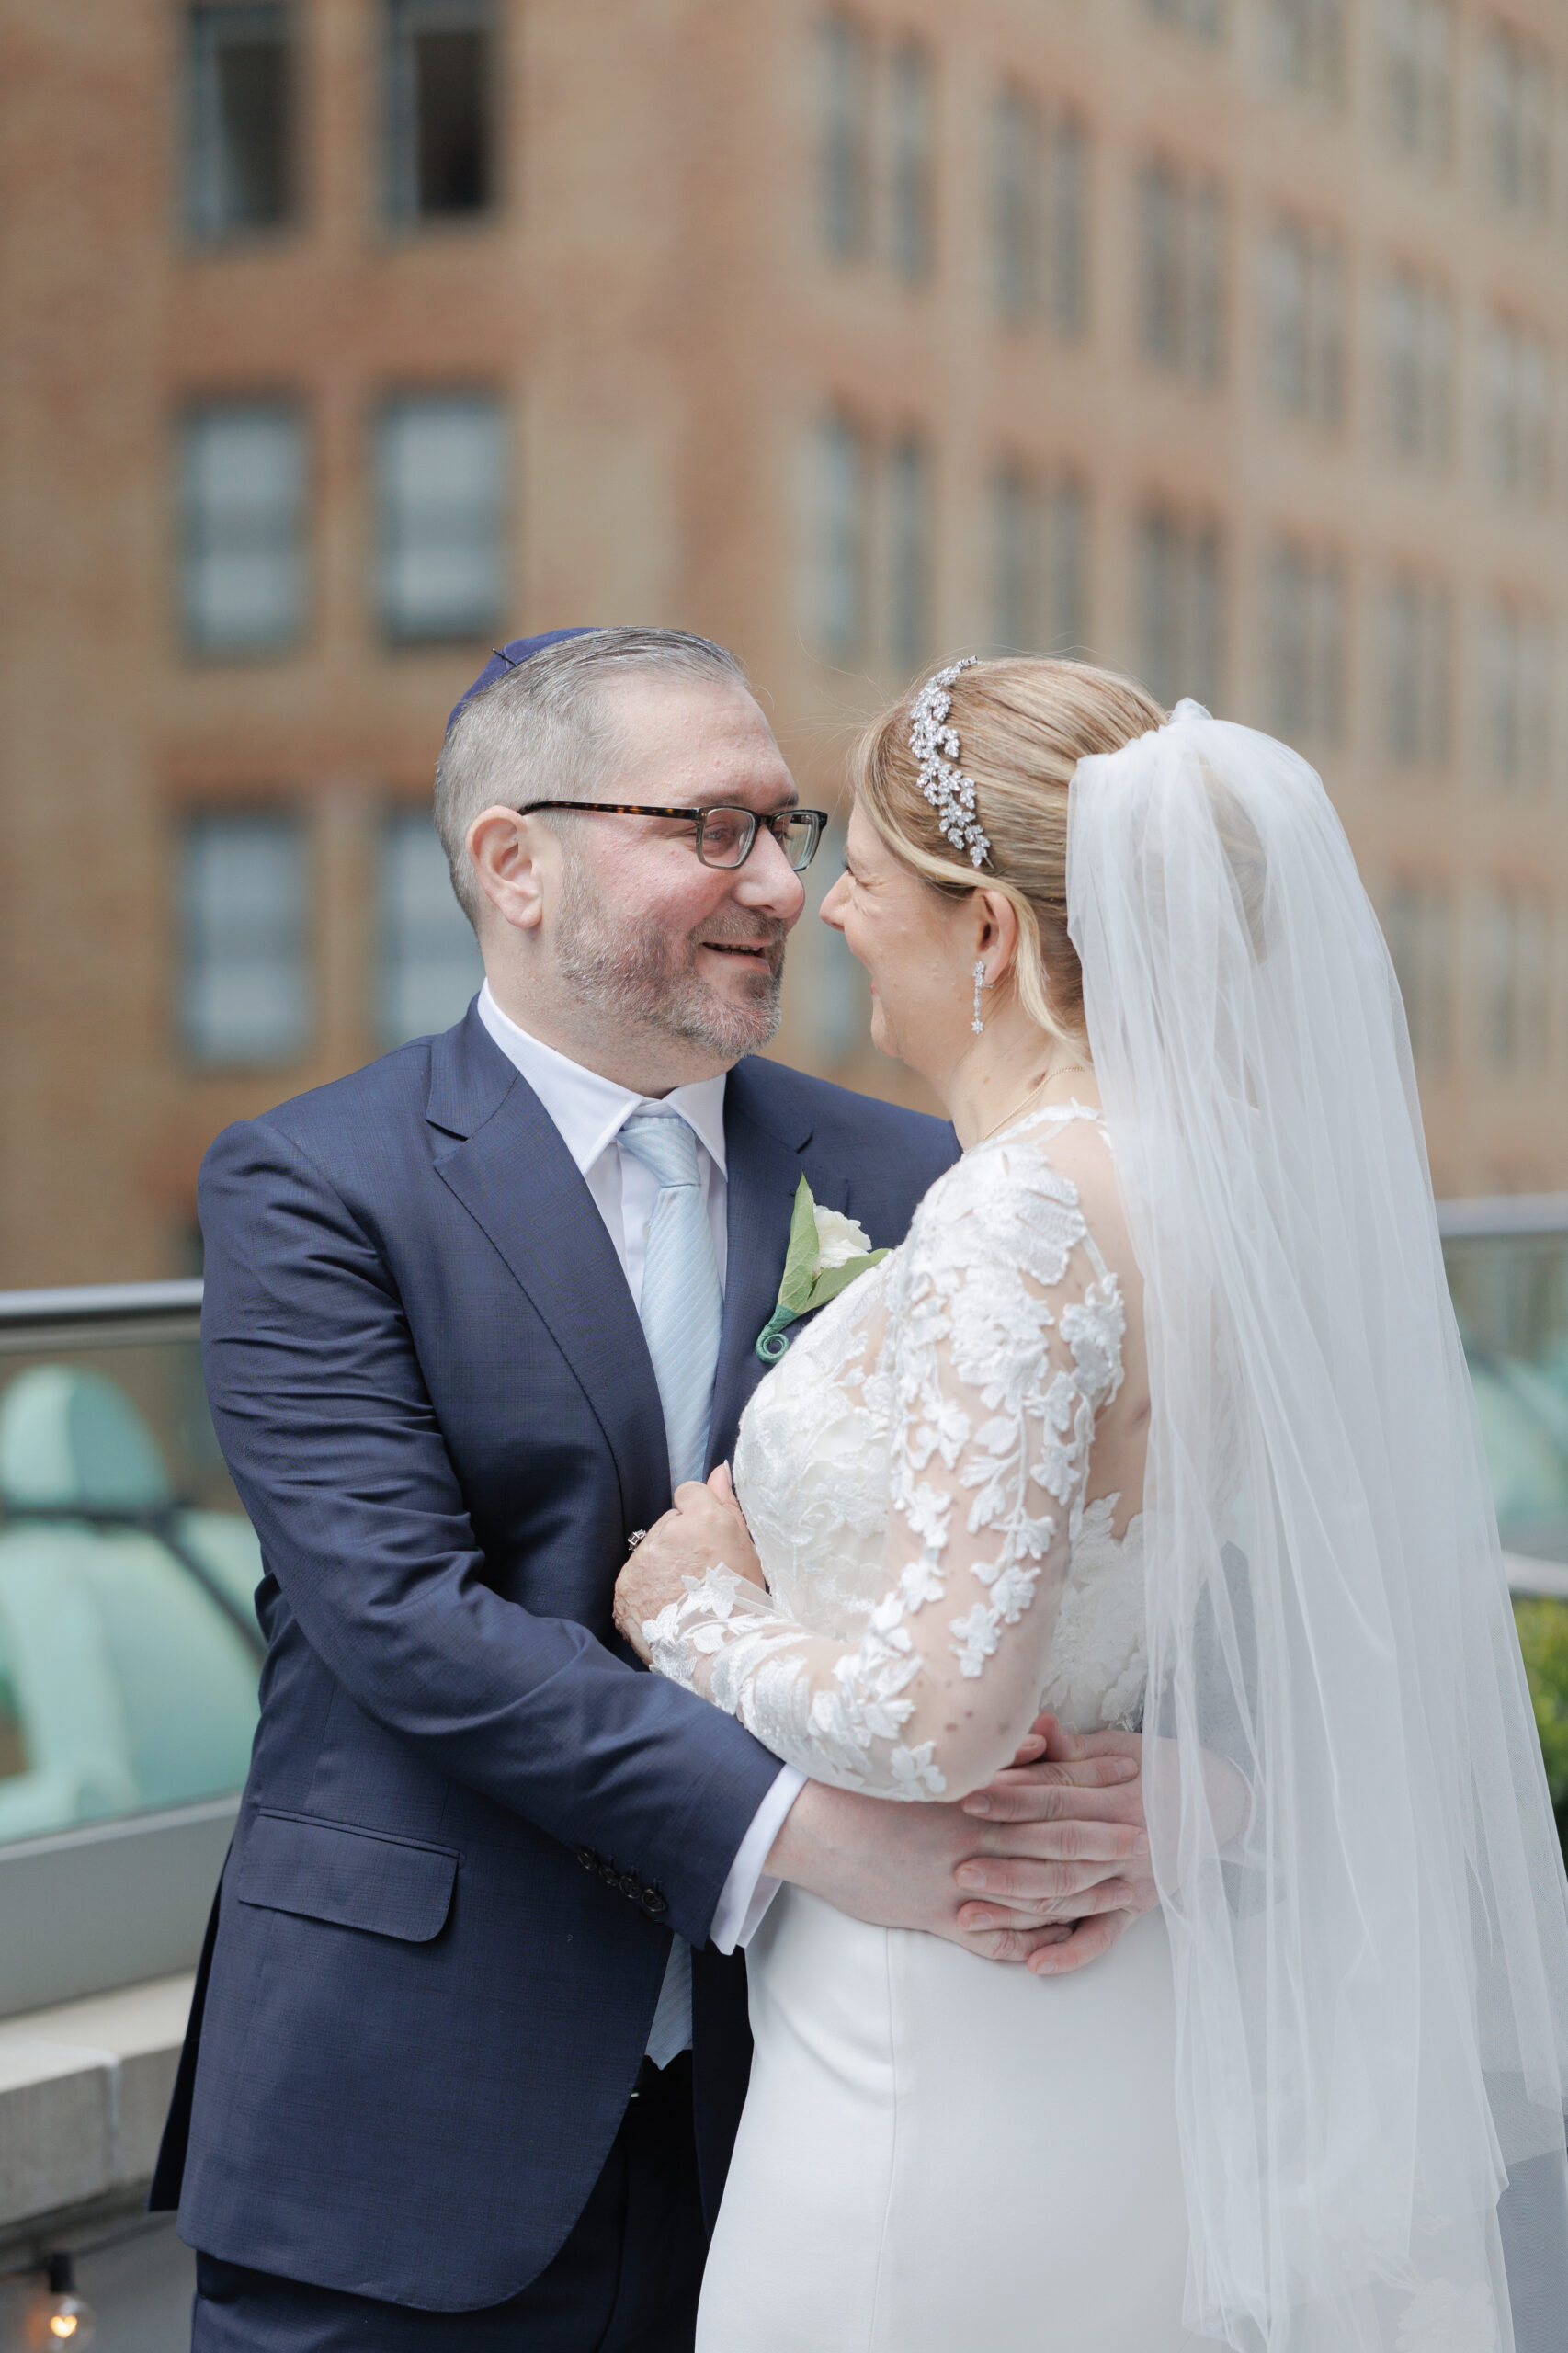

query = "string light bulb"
[23,2255,96,2348]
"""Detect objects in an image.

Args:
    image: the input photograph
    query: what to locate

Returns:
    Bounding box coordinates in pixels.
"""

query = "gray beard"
[554,852,786,1063]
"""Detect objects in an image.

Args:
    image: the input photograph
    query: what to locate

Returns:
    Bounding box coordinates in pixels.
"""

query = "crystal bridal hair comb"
[910,657,990,870]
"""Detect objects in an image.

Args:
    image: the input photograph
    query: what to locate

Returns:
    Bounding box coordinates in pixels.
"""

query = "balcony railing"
[0,1280,254,2018]
[1,1217,1566,2018]
[1436,1193,1568,1601]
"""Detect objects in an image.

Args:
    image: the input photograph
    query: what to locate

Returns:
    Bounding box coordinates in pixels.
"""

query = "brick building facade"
[2,0,1565,1286]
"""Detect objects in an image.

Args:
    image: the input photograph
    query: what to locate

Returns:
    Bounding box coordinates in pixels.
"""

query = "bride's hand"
[612,1465,767,1664]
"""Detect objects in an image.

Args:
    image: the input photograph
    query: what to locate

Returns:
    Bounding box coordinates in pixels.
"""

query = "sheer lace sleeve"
[642,1124,1128,1801]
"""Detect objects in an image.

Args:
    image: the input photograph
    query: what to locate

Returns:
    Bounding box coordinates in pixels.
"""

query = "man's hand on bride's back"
[766,1712,1154,1977]
[950,1714,1156,1975]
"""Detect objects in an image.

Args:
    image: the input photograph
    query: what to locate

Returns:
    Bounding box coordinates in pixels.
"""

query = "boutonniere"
[755,1177,889,1362]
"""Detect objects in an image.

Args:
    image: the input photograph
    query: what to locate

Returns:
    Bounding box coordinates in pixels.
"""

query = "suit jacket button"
[642,1888,668,1918]
[619,1872,641,1899]
[599,1859,619,1887]
[576,1847,597,1872]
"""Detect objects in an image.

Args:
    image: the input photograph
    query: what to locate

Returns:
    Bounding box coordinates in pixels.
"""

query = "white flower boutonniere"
[755,1177,889,1362]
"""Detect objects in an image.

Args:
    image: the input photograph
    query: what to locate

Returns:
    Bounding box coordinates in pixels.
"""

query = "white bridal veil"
[1068,703,1568,2353]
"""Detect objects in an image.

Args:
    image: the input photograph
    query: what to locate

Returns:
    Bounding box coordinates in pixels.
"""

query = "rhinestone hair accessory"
[911,657,990,869]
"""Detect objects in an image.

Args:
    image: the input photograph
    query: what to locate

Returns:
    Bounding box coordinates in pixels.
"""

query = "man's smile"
[697,937,783,973]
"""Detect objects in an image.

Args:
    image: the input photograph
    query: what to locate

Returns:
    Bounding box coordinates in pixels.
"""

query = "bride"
[614,658,1568,2352]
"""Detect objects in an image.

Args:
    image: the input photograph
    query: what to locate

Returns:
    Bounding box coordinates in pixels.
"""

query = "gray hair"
[434,626,749,922]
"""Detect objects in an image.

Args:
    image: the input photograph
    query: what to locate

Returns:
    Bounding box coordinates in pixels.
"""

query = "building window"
[384,0,494,225]
[1381,0,1452,167]
[1145,0,1225,40]
[1262,215,1345,425]
[1482,604,1552,792]
[1478,890,1549,1073]
[376,392,505,643]
[185,4,295,242]
[992,91,1087,335]
[1481,24,1551,219]
[1383,882,1451,1066]
[992,467,1088,654]
[1137,511,1222,711]
[993,466,1034,653]
[1267,0,1346,102]
[180,813,310,1065]
[819,12,871,260]
[1138,162,1225,385]
[1266,542,1345,747]
[179,401,307,656]
[1042,477,1088,656]
[888,42,933,283]
[885,438,932,672]
[803,415,869,660]
[790,820,870,1067]
[1393,892,1453,1075]
[994,91,1036,322]
[377,811,483,1046]
[1482,318,1551,502]
[1381,269,1452,468]
[1382,575,1451,768]
[1048,114,1088,335]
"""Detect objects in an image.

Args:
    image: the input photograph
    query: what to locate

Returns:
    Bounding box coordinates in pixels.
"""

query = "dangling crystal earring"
[971,961,987,1036]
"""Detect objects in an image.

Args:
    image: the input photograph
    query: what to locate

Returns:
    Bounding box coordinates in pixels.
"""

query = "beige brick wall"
[2,0,1563,1285]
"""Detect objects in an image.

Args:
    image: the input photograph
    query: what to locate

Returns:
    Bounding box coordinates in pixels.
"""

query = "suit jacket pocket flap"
[236,1810,458,1943]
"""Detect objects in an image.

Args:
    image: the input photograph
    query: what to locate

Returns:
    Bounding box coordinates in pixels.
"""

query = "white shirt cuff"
[710,1766,807,1954]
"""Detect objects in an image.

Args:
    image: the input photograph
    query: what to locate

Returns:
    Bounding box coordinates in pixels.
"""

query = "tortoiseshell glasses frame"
[513,801,829,873]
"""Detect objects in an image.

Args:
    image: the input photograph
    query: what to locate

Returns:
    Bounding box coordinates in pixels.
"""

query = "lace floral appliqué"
[642,1111,1142,1799]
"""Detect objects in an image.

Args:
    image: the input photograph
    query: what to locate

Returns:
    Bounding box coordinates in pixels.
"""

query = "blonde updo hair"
[853,656,1166,1047]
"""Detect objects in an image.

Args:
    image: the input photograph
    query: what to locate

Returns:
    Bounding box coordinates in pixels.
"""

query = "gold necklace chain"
[973,1063,1094,1147]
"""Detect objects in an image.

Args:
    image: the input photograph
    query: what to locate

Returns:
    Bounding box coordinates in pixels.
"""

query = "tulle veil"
[1068,701,1568,2352]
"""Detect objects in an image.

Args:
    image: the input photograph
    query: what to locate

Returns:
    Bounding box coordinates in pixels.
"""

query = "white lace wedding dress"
[647,1106,1199,2351]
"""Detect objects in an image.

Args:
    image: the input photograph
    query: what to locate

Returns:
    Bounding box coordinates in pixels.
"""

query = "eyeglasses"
[514,801,829,873]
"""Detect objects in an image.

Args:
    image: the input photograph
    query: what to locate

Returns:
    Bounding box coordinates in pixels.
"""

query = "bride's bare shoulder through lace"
[642,1106,1151,1797]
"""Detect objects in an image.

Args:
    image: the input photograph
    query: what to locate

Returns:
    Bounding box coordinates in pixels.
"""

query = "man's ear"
[467,806,550,933]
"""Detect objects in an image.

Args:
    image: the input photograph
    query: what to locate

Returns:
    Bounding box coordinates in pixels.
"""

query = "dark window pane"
[993,466,1036,650]
[376,813,483,1046]
[179,402,307,654]
[415,28,488,211]
[186,4,294,240]
[889,42,933,282]
[376,393,505,641]
[180,813,311,1064]
[886,439,932,670]
[805,415,867,658]
[386,0,494,224]
[993,89,1038,320]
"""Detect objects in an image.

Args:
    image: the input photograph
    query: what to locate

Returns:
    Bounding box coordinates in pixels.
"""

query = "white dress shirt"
[476,983,803,1984]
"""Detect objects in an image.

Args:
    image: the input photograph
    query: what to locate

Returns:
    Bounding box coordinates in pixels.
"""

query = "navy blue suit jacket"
[151,1007,958,2310]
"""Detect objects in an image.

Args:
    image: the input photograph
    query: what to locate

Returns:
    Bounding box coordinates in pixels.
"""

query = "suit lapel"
[707,1060,848,1468]
[427,1013,672,1537]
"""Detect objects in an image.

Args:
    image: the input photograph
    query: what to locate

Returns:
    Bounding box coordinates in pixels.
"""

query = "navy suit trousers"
[189,2056,702,2353]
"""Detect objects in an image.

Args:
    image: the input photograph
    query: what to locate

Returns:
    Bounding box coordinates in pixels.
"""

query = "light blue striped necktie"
[619,1111,723,1490]
[617,1109,723,2068]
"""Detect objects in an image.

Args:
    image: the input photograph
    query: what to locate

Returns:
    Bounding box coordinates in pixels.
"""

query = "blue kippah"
[446,628,603,735]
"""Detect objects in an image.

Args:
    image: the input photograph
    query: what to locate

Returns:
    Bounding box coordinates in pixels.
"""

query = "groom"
[152,627,1153,2350]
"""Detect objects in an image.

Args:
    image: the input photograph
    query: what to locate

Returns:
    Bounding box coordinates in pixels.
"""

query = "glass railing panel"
[0,1291,261,1855]
[1441,1202,1568,1568]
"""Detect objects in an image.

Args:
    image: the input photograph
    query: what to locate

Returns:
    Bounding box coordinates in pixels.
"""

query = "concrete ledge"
[0,1974,192,2231]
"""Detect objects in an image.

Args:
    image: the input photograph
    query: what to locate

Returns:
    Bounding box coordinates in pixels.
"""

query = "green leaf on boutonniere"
[756,1176,889,1362]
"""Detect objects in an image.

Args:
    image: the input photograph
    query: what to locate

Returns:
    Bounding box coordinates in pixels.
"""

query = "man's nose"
[733,824,807,921]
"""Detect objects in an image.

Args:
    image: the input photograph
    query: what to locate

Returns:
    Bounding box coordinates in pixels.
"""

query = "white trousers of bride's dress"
[699,1889,1200,2352]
